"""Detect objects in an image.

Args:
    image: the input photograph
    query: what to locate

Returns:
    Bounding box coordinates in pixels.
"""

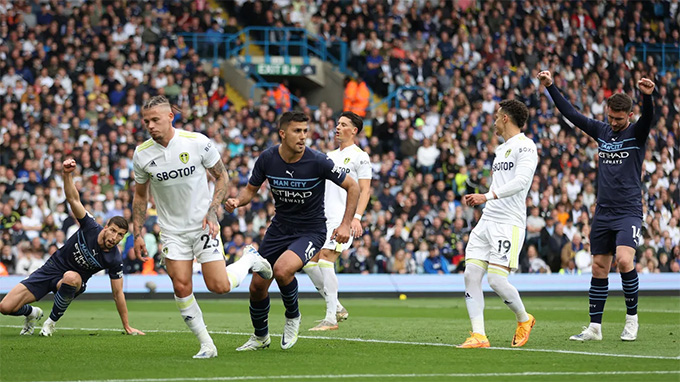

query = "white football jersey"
[133,129,221,234]
[482,133,538,228]
[325,144,371,226]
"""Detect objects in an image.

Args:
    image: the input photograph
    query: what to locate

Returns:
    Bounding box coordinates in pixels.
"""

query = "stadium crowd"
[0,0,679,278]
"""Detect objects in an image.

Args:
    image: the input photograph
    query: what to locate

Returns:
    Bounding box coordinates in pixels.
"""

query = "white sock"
[487,265,529,323]
[225,252,254,289]
[589,322,602,332]
[626,314,638,322]
[319,259,338,323]
[175,294,213,345]
[303,261,326,297]
[464,261,487,335]
[43,317,56,326]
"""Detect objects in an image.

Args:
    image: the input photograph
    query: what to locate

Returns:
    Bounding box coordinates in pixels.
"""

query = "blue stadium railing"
[179,27,348,74]
[625,42,680,77]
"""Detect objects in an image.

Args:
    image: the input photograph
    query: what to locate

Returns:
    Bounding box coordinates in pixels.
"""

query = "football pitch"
[1,296,678,382]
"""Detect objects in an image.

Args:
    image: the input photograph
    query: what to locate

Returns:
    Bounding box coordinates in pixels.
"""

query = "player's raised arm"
[538,70,601,138]
[333,176,359,244]
[204,159,229,238]
[62,159,87,220]
[110,278,145,335]
[635,78,655,141]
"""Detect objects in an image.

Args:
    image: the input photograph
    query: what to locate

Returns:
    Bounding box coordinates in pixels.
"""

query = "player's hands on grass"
[332,223,351,244]
[638,78,655,95]
[63,158,76,174]
[125,326,146,336]
[350,218,363,238]
[537,70,553,87]
[224,198,239,213]
[202,209,219,239]
[133,235,149,261]
[463,193,488,207]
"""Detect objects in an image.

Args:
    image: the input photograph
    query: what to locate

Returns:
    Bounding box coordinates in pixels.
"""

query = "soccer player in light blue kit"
[0,159,144,337]
[538,70,655,341]
[225,111,359,351]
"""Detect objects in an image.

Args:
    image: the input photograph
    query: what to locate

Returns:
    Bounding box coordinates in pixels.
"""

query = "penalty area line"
[1,324,678,361]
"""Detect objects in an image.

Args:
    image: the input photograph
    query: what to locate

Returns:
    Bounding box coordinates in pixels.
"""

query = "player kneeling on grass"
[0,159,144,337]
[458,100,537,349]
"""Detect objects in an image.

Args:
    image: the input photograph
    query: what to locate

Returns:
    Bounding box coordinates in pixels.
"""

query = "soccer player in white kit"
[132,96,272,359]
[458,99,538,348]
[303,111,372,331]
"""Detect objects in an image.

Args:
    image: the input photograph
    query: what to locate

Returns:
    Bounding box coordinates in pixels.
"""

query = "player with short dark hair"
[538,70,655,341]
[225,111,360,351]
[458,99,538,349]
[303,111,372,330]
[0,159,144,337]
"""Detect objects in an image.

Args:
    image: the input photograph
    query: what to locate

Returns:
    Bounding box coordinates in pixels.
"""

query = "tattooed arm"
[204,159,229,238]
[132,181,150,260]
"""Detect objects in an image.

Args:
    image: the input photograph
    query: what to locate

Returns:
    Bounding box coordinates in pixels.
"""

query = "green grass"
[1,296,679,382]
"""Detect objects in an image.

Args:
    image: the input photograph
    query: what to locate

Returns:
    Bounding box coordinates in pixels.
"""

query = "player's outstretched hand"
[350,218,363,238]
[638,78,655,95]
[537,70,553,87]
[125,326,146,336]
[224,198,239,213]
[463,193,488,207]
[63,158,76,174]
[132,235,149,261]
[332,223,351,244]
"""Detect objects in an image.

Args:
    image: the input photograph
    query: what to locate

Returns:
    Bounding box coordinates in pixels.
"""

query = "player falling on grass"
[538,71,655,342]
[225,111,359,351]
[458,99,537,349]
[302,111,371,331]
[0,159,144,337]
[132,96,272,359]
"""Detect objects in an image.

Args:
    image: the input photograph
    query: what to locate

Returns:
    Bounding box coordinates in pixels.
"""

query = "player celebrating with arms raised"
[132,96,271,359]
[538,71,655,341]
[458,100,538,349]
[225,111,359,351]
[303,111,372,331]
[0,159,144,337]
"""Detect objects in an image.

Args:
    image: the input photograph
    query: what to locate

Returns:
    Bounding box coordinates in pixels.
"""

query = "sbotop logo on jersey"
[492,161,515,172]
[155,166,196,182]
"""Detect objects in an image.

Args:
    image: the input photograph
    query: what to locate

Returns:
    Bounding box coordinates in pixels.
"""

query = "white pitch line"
[33,370,680,382]
[2,325,678,360]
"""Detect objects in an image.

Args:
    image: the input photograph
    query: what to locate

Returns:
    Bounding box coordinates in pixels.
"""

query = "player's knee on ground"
[60,271,83,289]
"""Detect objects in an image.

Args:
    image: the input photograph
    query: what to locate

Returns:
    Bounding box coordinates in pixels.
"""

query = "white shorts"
[160,227,225,263]
[321,221,354,252]
[465,219,525,270]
